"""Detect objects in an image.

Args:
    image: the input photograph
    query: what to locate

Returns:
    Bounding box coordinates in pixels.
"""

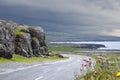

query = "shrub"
[75,54,120,80]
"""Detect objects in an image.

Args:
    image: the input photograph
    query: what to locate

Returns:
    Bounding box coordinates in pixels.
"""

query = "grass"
[0,54,68,63]
[14,25,26,35]
[75,53,120,80]
[0,40,72,64]
[0,57,12,63]
[31,37,38,41]
[48,44,80,52]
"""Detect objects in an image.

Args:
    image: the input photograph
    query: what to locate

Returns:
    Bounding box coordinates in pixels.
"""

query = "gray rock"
[0,20,15,59]
[0,44,12,59]
[15,33,33,57]
[31,38,41,56]
[56,54,64,58]
[29,27,48,56]
[28,26,45,40]
[0,19,48,59]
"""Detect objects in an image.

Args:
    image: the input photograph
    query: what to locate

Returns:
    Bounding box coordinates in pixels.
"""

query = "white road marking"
[34,76,44,80]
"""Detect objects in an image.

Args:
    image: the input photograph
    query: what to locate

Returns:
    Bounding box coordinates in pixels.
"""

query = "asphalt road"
[0,55,95,80]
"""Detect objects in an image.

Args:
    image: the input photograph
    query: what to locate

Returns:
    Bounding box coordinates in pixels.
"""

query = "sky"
[0,0,120,41]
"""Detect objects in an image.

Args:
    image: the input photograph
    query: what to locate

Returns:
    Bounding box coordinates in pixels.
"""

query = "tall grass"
[75,53,120,80]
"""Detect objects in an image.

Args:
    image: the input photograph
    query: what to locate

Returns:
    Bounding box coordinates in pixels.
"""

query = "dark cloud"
[0,0,120,41]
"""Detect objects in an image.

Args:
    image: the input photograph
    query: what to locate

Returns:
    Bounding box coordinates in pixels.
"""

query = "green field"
[48,44,81,52]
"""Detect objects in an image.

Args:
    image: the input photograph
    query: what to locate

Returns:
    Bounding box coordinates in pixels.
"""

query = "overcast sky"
[0,0,120,41]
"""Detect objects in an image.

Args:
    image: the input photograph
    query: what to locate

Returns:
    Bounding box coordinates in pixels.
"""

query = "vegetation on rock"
[14,25,26,36]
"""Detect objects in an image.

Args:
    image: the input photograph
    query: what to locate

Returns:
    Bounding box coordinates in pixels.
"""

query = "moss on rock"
[14,25,26,36]
[31,37,38,41]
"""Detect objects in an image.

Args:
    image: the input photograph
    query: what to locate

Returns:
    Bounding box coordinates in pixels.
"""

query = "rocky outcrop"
[14,25,49,58]
[15,32,33,57]
[76,44,106,49]
[0,20,48,59]
[29,27,48,56]
[31,38,41,56]
[0,20,16,59]
[14,25,33,57]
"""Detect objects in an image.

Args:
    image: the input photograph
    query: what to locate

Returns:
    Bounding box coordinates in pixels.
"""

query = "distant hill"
[49,42,106,49]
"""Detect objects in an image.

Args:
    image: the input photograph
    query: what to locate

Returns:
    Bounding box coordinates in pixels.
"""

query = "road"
[0,55,95,80]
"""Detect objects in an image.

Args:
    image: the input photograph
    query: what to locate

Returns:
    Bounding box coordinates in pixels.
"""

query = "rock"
[0,20,15,59]
[14,26,33,57]
[56,54,64,58]
[20,25,30,33]
[14,25,49,57]
[28,26,45,40]
[29,27,48,56]
[31,38,41,56]
[0,44,12,59]
[0,19,49,59]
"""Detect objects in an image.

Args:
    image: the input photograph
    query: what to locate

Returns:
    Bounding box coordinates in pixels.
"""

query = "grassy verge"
[0,44,73,63]
[0,54,68,63]
[75,53,120,80]
[0,57,12,63]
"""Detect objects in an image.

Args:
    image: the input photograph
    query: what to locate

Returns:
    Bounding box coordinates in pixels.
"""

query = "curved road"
[0,55,95,80]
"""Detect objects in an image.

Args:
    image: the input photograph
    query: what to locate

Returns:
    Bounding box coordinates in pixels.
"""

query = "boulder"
[0,20,15,59]
[14,25,49,57]
[56,54,64,58]
[28,27,45,40]
[0,44,12,59]
[14,25,33,57]
[29,27,48,56]
[31,37,41,56]
[0,19,49,59]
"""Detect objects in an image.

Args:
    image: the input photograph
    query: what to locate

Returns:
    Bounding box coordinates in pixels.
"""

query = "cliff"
[0,20,48,59]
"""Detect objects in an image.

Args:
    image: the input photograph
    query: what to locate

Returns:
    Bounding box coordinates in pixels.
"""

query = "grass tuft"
[14,25,26,35]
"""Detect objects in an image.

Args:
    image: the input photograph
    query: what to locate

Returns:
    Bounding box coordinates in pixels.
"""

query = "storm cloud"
[0,0,120,41]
